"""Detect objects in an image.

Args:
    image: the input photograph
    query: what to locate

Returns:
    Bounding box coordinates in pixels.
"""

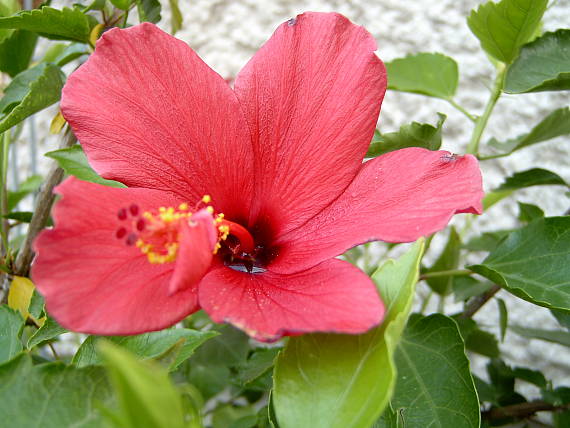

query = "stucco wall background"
[16,0,570,401]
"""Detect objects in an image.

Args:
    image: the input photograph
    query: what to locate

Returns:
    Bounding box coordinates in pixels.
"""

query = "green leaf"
[467,0,547,64]
[495,168,567,192]
[7,174,42,211]
[235,347,280,386]
[273,240,425,428]
[469,217,570,312]
[98,341,191,428]
[45,145,126,187]
[453,276,494,302]
[510,324,570,347]
[518,202,544,223]
[455,317,500,358]
[136,0,161,23]
[0,29,37,77]
[505,30,570,93]
[3,211,33,223]
[0,353,113,427]
[464,230,511,252]
[0,63,65,133]
[390,314,480,427]
[488,107,570,154]
[551,309,570,331]
[73,328,217,371]
[497,298,508,342]
[385,53,458,99]
[51,42,89,67]
[27,316,67,349]
[182,325,250,400]
[169,0,182,34]
[0,6,95,43]
[425,227,461,295]
[0,305,23,363]
[110,0,132,10]
[367,113,445,157]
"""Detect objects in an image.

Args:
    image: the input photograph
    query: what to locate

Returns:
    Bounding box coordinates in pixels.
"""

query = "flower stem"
[419,268,472,280]
[0,132,10,253]
[447,99,476,122]
[466,63,506,155]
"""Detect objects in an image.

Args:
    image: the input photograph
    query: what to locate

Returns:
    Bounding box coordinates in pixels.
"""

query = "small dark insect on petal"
[287,17,297,26]
[440,153,457,163]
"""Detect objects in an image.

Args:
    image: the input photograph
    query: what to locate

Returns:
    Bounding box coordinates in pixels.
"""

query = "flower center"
[114,196,257,267]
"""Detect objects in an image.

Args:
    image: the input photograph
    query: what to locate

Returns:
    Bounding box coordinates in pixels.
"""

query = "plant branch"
[12,129,76,277]
[482,400,570,421]
[459,284,501,319]
[420,268,472,280]
[466,63,506,155]
[447,99,476,122]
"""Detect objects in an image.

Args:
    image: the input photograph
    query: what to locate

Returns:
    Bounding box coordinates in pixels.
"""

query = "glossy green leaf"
[7,174,42,211]
[45,145,126,188]
[470,217,570,312]
[505,30,570,93]
[98,341,194,428]
[425,227,461,295]
[0,63,64,133]
[73,328,216,371]
[510,324,570,347]
[27,316,67,349]
[367,114,445,157]
[0,29,36,77]
[136,0,161,23]
[390,314,480,427]
[495,168,567,192]
[273,240,425,428]
[0,353,113,427]
[488,107,570,154]
[0,305,23,363]
[169,0,182,34]
[518,202,544,223]
[497,298,508,342]
[467,0,547,64]
[386,53,458,99]
[0,6,95,43]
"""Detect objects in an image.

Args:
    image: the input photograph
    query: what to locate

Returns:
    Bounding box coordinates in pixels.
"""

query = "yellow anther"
[202,195,212,203]
[178,203,189,211]
[206,206,214,214]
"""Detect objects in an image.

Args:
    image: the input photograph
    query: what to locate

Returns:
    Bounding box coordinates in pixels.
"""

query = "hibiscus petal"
[234,12,387,239]
[198,259,384,342]
[32,178,200,335]
[61,23,253,221]
[168,210,216,295]
[273,148,483,274]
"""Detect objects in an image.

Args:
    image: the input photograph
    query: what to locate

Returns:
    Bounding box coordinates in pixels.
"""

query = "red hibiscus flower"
[32,13,483,341]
